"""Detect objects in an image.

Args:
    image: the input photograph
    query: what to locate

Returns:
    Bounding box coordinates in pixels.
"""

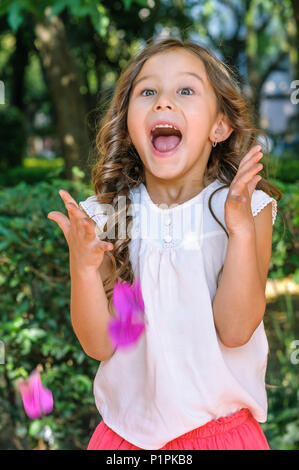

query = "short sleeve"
[251,189,277,226]
[79,195,109,238]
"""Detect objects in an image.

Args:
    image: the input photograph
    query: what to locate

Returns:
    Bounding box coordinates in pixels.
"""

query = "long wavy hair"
[89,37,282,314]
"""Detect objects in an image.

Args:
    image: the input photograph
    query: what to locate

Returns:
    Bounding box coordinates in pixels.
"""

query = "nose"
[154,103,173,111]
[153,93,175,111]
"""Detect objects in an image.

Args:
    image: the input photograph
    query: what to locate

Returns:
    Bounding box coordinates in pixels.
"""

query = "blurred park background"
[0,0,298,450]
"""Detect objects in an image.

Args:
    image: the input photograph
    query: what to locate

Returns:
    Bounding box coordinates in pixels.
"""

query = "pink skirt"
[87,408,270,450]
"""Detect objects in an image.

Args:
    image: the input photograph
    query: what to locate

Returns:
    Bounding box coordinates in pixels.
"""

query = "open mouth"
[150,125,182,154]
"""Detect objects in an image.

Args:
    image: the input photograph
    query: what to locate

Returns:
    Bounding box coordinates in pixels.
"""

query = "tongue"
[153,135,181,152]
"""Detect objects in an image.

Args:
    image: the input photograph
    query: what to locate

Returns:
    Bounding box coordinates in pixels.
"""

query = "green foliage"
[7,2,22,31]
[277,161,299,184]
[260,176,299,449]
[0,105,27,171]
[23,157,64,169]
[263,292,299,450]
[0,0,148,36]
[122,0,148,11]
[0,178,98,450]
[269,179,299,281]
[0,166,64,188]
[269,153,299,184]
[0,158,65,188]
[0,0,297,449]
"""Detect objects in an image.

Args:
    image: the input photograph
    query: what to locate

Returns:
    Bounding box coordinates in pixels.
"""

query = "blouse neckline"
[140,179,218,213]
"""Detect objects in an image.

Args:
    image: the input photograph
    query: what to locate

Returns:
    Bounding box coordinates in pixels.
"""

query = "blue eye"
[140,87,194,97]
[178,87,194,95]
[141,89,156,96]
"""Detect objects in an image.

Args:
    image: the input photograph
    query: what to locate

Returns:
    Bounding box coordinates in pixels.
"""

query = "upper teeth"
[152,123,178,131]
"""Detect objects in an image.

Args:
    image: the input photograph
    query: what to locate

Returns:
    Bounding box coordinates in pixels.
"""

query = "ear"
[209,113,234,144]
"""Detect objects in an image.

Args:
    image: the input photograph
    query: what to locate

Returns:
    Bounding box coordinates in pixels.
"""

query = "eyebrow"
[132,71,205,91]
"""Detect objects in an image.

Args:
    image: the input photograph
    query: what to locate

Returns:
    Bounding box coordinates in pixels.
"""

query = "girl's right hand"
[47,189,114,272]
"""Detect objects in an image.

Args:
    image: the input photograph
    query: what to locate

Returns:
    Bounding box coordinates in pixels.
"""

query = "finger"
[59,191,86,223]
[236,155,263,181]
[59,190,79,209]
[232,161,263,193]
[239,145,262,169]
[66,202,100,243]
[47,211,71,239]
[96,239,114,252]
[239,151,263,174]
[247,174,262,197]
[63,201,91,236]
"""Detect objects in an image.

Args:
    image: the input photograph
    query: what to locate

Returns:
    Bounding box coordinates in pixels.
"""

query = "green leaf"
[15,300,29,315]
[0,241,9,251]
[22,328,47,342]
[293,268,299,284]
[7,2,24,31]
[0,0,14,16]
[122,0,132,11]
[89,3,110,37]
[46,0,69,18]
[69,2,90,17]
[29,420,43,437]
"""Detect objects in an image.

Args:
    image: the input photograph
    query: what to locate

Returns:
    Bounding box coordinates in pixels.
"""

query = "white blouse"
[79,178,277,450]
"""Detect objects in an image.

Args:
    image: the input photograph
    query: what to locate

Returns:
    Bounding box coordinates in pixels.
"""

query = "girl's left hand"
[225,145,264,236]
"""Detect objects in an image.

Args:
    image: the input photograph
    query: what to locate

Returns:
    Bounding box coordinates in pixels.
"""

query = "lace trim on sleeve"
[79,200,93,219]
[79,197,108,233]
[252,197,277,226]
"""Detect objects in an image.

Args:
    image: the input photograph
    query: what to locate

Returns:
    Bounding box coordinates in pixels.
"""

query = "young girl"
[48,38,282,450]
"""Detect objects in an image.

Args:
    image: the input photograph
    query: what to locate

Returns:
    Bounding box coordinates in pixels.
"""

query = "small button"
[164,217,172,226]
[164,235,172,243]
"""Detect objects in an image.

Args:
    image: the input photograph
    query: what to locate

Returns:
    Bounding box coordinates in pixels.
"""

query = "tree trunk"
[34,15,90,181]
[10,26,29,112]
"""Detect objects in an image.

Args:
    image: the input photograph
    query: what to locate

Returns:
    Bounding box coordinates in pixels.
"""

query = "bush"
[0,105,27,170]
[269,179,299,281]
[0,158,65,188]
[0,166,65,188]
[263,291,299,450]
[0,178,98,450]
[268,153,299,184]
[276,160,299,184]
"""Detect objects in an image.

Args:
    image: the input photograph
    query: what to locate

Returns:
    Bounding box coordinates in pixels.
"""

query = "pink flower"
[108,279,146,350]
[18,369,53,419]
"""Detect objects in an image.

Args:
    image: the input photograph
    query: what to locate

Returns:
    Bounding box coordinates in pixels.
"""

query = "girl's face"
[127,48,229,186]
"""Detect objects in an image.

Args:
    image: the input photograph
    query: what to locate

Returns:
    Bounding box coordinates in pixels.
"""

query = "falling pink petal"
[108,318,145,349]
[18,378,41,419]
[18,369,53,419]
[108,280,146,350]
[40,387,53,415]
[112,282,133,322]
